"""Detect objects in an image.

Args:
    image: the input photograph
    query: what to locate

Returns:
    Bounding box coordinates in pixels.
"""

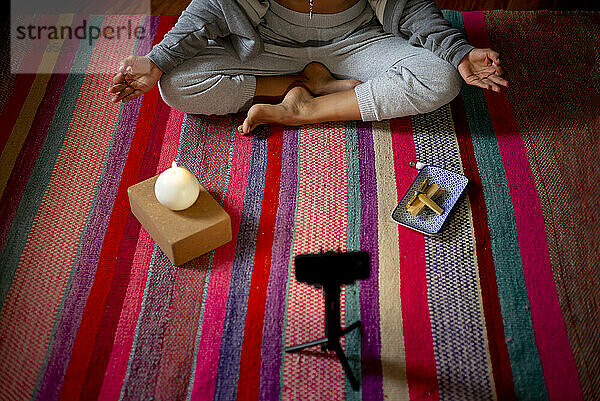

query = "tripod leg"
[285,337,329,353]
[342,320,361,336]
[333,342,360,391]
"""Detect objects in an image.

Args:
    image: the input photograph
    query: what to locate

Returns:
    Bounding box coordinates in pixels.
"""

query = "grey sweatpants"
[158,0,462,121]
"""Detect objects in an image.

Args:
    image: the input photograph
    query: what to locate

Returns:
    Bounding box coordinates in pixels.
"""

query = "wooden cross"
[406,178,446,217]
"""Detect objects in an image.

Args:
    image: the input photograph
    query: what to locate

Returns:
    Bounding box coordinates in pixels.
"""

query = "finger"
[121,67,135,81]
[476,66,498,76]
[467,75,493,91]
[122,89,143,103]
[114,86,136,103]
[127,80,142,91]
[487,73,509,88]
[480,77,503,92]
[487,82,502,93]
[113,71,126,85]
[108,82,127,94]
[111,89,131,103]
[477,81,494,91]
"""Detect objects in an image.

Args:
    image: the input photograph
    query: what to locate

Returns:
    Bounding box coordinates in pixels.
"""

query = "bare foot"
[238,86,314,135]
[301,62,361,96]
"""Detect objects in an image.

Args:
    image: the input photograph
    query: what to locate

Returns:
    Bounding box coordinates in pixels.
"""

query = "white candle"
[154,161,200,211]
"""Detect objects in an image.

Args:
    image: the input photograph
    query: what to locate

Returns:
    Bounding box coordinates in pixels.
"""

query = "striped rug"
[1,11,599,401]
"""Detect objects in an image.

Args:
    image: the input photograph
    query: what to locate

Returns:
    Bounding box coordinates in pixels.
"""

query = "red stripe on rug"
[462,11,583,401]
[389,117,439,400]
[57,18,175,400]
[281,122,348,401]
[451,95,516,400]
[96,230,154,401]
[236,125,283,401]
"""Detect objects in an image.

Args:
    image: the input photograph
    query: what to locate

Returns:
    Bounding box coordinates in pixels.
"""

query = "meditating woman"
[109,0,508,134]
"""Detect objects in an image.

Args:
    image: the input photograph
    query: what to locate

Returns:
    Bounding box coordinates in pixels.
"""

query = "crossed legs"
[158,36,462,134]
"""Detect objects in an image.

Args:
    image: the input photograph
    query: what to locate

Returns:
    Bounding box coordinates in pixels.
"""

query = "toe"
[241,120,253,135]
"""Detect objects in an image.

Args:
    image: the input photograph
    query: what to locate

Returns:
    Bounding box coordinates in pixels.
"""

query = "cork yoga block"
[128,175,232,266]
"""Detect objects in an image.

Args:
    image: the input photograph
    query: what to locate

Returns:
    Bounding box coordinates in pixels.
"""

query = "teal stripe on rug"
[444,11,549,401]
[344,121,362,400]
[0,15,104,310]
[184,115,237,400]
[118,246,173,400]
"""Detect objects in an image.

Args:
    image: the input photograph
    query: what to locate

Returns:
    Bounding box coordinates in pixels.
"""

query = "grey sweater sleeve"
[146,0,263,74]
[381,0,474,68]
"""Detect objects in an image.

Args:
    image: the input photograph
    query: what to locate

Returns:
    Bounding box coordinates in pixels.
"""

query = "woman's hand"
[108,56,163,103]
[458,48,508,93]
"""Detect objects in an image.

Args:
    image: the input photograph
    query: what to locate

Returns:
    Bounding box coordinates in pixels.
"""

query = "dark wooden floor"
[152,0,599,15]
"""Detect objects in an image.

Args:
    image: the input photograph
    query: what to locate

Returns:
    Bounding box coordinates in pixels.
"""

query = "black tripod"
[285,251,370,391]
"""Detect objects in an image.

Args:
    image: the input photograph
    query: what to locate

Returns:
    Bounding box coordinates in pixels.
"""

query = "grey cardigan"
[146,0,474,74]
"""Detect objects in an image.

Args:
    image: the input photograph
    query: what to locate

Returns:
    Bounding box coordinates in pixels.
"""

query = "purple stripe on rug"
[31,17,156,401]
[357,121,383,401]
[258,127,299,401]
[214,128,269,400]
